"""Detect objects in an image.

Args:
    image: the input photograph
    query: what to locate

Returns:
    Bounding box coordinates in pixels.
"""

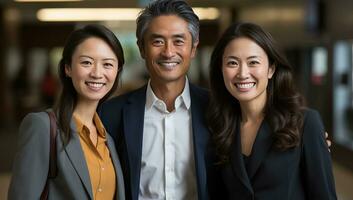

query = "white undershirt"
[139,79,197,200]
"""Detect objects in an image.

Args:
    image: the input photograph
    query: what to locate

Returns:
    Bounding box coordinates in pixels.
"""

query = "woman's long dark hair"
[207,22,304,164]
[53,24,125,144]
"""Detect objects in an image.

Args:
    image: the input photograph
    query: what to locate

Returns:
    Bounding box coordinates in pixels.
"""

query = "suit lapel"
[246,121,273,179]
[63,120,93,199]
[189,84,209,200]
[106,135,125,200]
[230,118,253,194]
[122,86,147,200]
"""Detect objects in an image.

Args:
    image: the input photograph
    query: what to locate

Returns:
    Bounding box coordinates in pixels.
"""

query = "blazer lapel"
[106,135,125,200]
[246,121,273,179]
[230,118,253,194]
[122,86,147,200]
[189,84,209,200]
[63,120,93,199]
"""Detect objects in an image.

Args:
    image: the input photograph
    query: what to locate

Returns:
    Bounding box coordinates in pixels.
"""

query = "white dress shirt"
[139,79,198,200]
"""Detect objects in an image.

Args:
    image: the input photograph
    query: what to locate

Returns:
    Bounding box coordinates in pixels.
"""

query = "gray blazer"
[8,111,125,200]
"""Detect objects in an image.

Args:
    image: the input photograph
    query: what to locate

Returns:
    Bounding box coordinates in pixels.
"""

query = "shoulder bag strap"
[40,111,58,200]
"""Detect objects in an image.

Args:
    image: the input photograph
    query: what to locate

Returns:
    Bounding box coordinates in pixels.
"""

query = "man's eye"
[175,40,184,45]
[152,40,164,46]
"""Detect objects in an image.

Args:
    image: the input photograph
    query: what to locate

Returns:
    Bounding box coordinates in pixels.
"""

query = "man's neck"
[150,77,186,112]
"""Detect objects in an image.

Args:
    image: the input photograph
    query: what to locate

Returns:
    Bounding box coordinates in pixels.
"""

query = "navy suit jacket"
[208,109,337,200]
[99,83,209,200]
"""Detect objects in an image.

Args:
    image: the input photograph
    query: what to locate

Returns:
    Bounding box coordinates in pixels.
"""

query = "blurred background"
[0,0,353,199]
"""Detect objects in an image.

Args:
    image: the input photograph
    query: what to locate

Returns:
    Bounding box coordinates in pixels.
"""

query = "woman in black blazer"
[207,22,337,200]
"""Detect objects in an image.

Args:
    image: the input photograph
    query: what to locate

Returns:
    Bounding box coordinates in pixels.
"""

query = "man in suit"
[98,1,333,200]
[99,0,209,199]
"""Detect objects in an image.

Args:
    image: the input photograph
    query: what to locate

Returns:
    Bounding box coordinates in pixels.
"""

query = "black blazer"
[98,83,210,200]
[208,109,337,200]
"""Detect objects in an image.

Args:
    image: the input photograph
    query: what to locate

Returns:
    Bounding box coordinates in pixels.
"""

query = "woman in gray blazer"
[9,24,125,200]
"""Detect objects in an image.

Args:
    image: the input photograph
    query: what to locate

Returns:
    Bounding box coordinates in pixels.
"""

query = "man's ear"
[137,41,145,59]
[190,40,199,58]
[65,64,72,77]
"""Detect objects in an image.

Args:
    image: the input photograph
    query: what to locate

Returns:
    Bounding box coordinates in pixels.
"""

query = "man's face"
[140,15,198,85]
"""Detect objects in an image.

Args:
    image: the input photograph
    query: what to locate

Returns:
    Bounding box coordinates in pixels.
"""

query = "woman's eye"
[249,60,260,65]
[104,63,114,68]
[81,61,92,65]
[227,61,238,66]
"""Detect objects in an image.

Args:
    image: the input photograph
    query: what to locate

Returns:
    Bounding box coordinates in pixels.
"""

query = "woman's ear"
[268,64,276,79]
[65,64,72,78]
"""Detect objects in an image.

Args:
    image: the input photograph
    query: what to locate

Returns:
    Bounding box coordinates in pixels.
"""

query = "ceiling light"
[193,8,220,20]
[16,0,83,2]
[37,7,220,22]
[38,8,142,21]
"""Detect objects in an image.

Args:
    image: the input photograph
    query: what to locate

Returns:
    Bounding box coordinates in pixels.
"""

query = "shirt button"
[166,166,174,172]
[159,102,164,108]
[98,188,103,192]
[101,167,105,171]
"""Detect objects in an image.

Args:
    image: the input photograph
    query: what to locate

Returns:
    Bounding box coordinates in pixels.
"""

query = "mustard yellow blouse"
[74,113,116,200]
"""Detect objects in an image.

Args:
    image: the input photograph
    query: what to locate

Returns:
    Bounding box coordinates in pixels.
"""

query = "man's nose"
[161,42,175,58]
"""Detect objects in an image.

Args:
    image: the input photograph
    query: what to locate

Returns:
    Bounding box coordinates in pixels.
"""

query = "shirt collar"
[93,112,106,138]
[179,77,191,109]
[73,112,106,138]
[145,79,157,110]
[145,77,191,111]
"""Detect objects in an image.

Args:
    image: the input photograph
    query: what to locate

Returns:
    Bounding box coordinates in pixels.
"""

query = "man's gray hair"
[136,0,200,47]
